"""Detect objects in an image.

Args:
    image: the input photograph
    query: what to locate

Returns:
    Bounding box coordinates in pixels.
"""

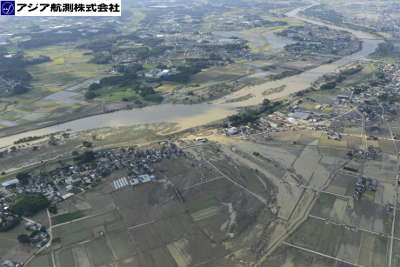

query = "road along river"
[0,5,383,148]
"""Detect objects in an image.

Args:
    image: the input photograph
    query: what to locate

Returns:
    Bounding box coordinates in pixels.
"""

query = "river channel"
[0,4,383,147]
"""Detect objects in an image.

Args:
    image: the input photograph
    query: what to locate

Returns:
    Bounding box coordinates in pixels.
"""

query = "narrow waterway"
[0,4,383,147]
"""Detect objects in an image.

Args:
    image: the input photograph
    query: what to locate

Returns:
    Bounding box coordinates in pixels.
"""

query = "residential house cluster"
[0,260,21,267]
[24,222,50,248]
[353,176,378,200]
[1,142,184,215]
[0,193,19,232]
[278,24,361,56]
[346,147,382,161]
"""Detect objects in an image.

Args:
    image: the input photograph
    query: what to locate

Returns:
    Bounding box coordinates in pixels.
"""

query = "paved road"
[283,241,365,267]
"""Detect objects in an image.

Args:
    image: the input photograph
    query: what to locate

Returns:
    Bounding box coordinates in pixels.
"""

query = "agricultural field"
[25,45,110,95]
[23,130,356,267]
[0,223,36,263]
[0,44,112,128]
[22,140,279,267]
[2,117,397,267]
[252,126,399,267]
[0,209,49,264]
[2,0,400,266]
[264,215,389,267]
[195,124,400,267]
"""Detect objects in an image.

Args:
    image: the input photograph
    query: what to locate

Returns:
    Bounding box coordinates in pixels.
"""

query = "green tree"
[85,91,98,100]
[16,172,31,185]
[17,234,30,244]
[73,151,96,164]
[143,94,163,103]
[11,194,50,217]
[88,83,101,91]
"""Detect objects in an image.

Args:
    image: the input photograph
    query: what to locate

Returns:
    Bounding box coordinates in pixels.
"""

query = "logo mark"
[1,1,15,15]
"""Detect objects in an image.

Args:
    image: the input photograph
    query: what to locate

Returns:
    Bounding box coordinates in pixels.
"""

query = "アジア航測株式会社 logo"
[0,0,120,16]
[1,1,16,15]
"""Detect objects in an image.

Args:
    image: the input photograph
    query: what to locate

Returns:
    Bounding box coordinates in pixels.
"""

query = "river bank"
[0,4,383,148]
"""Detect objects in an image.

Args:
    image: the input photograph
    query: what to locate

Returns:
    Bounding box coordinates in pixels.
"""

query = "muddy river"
[0,5,383,147]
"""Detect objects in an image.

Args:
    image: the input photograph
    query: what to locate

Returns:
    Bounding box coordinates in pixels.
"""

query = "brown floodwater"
[0,5,383,148]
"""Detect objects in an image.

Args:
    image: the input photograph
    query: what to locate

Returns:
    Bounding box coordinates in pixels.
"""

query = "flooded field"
[41,91,86,105]
[0,5,383,148]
